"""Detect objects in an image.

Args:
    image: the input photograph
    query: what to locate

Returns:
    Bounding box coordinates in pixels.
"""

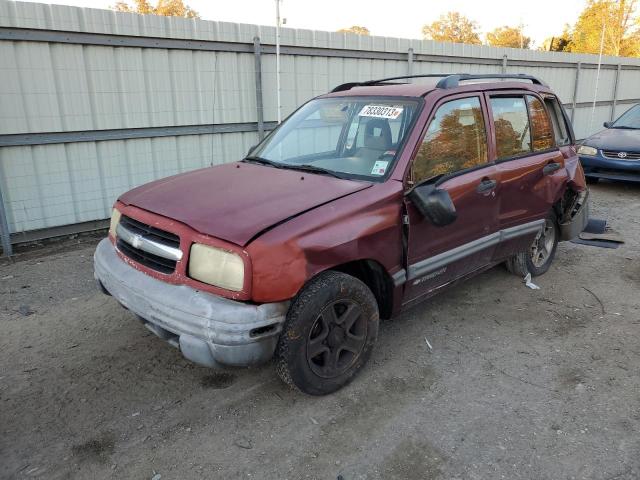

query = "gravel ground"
[1,181,639,480]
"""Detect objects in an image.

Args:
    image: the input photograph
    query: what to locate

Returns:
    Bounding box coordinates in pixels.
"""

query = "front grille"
[120,215,180,248]
[602,150,640,160]
[117,238,177,274]
[117,215,181,274]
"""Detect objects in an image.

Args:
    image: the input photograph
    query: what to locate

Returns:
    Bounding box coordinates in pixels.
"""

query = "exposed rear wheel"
[276,271,379,395]
[505,215,559,277]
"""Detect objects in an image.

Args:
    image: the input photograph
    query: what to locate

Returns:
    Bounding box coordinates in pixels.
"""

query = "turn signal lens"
[109,208,122,237]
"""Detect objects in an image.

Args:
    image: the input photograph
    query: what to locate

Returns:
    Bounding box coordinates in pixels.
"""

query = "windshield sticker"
[371,160,389,176]
[359,105,404,119]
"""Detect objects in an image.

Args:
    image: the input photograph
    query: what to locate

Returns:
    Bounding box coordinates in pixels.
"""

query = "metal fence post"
[571,61,582,124]
[0,183,12,257]
[253,36,265,141]
[611,63,621,121]
[501,55,507,74]
[407,48,414,75]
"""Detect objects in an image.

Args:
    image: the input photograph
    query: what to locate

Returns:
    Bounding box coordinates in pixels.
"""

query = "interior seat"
[356,118,393,160]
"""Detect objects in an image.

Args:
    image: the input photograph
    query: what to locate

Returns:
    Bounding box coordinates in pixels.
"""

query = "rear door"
[487,92,566,260]
[403,94,500,304]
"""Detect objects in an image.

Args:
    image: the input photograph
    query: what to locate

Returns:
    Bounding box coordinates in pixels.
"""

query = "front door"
[403,94,499,305]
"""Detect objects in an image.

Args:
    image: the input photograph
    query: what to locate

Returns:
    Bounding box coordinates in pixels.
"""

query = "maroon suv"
[94,73,589,395]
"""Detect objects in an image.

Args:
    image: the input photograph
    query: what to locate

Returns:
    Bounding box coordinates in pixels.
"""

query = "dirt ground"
[1,181,640,480]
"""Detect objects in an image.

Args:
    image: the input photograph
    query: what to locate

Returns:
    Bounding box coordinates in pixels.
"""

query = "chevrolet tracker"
[94,73,589,395]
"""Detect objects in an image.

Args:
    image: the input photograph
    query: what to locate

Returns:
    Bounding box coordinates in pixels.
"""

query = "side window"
[412,97,488,184]
[526,95,554,151]
[543,96,571,146]
[490,97,531,159]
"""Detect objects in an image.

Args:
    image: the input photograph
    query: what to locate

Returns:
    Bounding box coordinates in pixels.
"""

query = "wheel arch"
[329,259,395,319]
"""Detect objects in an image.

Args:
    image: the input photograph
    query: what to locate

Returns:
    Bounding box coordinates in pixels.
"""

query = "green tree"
[337,26,370,35]
[486,25,531,49]
[422,12,481,45]
[112,0,199,18]
[564,0,638,56]
[569,0,637,56]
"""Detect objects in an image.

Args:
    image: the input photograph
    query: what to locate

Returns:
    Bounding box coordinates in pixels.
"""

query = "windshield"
[250,97,421,180]
[612,104,640,129]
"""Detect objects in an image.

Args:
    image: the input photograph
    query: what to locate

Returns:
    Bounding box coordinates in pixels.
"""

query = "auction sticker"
[359,105,404,119]
[371,160,389,176]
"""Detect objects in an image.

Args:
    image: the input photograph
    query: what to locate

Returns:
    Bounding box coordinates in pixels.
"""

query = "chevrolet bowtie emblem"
[131,234,143,249]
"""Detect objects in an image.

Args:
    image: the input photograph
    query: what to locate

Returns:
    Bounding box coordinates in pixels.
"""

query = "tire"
[275,271,379,395]
[505,214,560,277]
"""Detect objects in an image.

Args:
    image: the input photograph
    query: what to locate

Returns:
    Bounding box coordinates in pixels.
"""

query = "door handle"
[476,178,497,193]
[543,162,562,175]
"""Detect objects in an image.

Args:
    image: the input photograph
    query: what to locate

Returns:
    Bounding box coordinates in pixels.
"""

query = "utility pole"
[518,19,525,49]
[590,18,606,134]
[275,0,282,124]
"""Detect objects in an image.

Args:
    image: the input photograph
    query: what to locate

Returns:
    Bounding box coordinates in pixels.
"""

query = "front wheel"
[505,215,559,277]
[275,271,379,395]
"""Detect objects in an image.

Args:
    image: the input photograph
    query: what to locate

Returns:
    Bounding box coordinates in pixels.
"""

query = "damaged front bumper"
[94,239,289,368]
[559,188,590,241]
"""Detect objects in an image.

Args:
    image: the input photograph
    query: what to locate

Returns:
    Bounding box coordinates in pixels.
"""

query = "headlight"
[188,243,245,291]
[577,145,597,156]
[109,208,121,237]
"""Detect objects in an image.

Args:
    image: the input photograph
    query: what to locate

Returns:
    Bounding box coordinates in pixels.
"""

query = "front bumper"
[579,154,640,182]
[94,238,289,368]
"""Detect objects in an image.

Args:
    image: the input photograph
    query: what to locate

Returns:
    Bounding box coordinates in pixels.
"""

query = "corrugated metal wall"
[1,1,639,249]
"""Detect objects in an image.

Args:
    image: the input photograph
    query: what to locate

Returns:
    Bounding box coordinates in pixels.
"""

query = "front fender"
[246,183,405,303]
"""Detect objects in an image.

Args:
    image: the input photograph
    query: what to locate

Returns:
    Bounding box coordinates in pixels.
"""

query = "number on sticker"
[359,105,404,119]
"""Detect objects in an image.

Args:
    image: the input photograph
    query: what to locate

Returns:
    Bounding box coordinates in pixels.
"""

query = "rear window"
[490,97,531,160]
[543,96,571,146]
[526,95,554,151]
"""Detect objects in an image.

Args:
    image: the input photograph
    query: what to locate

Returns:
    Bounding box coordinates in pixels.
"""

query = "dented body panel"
[247,181,405,304]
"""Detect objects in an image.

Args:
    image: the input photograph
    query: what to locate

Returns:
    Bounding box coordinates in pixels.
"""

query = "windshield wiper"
[242,156,284,168]
[283,164,346,179]
[610,125,639,129]
[243,156,345,179]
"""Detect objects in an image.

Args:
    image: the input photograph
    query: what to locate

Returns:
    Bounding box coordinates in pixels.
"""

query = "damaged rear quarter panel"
[247,182,405,303]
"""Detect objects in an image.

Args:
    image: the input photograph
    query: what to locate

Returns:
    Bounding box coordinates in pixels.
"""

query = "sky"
[19,0,588,46]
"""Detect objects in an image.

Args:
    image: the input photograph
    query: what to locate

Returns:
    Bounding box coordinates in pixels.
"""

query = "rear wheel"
[275,271,379,395]
[505,215,559,277]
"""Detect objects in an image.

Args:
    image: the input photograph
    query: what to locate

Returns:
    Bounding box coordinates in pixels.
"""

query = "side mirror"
[408,184,457,227]
[603,121,612,128]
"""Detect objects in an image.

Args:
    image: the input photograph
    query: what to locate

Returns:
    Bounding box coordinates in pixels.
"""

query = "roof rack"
[330,73,546,93]
[435,73,546,88]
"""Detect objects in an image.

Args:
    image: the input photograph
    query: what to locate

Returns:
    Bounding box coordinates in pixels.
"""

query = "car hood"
[119,162,372,246]
[583,128,640,151]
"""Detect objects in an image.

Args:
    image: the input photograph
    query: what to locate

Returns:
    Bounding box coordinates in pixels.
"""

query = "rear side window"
[412,97,488,184]
[526,95,554,151]
[543,96,571,146]
[490,97,530,159]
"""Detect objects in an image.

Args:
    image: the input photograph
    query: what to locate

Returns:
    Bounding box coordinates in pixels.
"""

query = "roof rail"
[331,73,546,93]
[330,74,452,92]
[435,73,547,88]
